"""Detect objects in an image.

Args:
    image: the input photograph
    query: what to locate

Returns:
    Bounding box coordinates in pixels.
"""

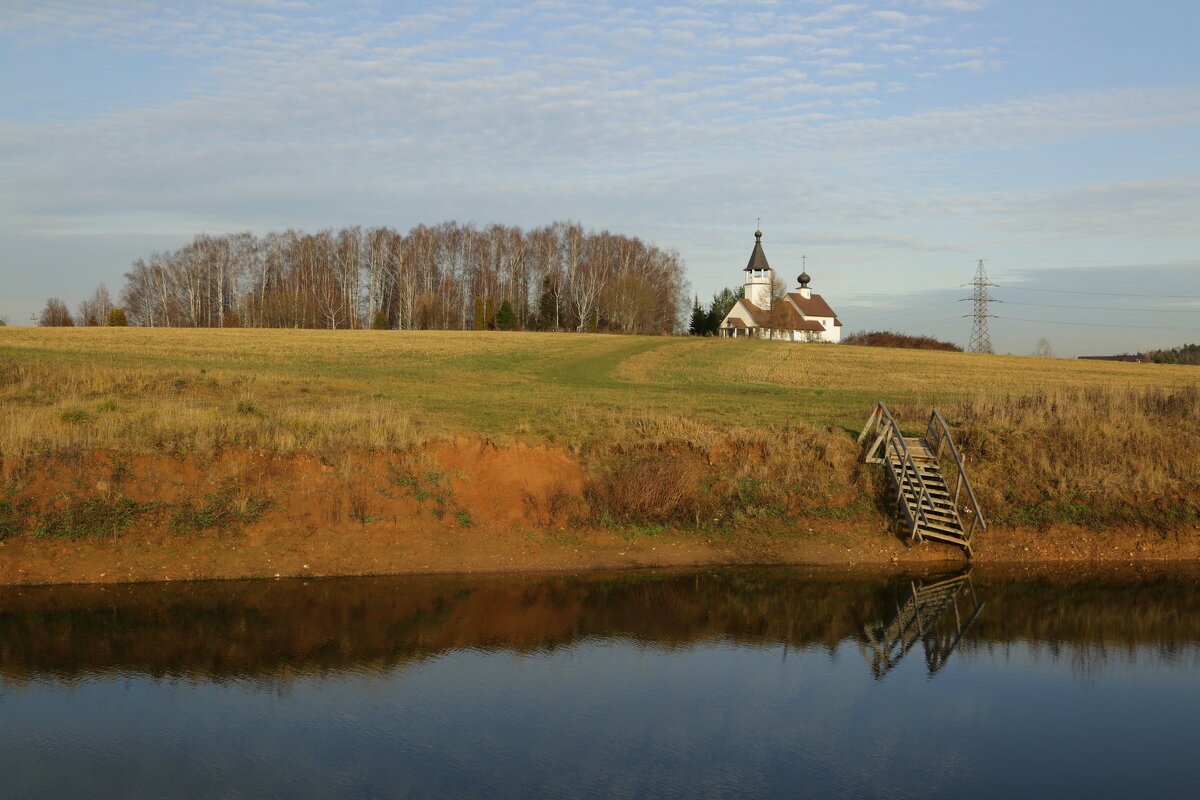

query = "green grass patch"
[169,487,272,535]
[0,497,35,540]
[31,495,154,540]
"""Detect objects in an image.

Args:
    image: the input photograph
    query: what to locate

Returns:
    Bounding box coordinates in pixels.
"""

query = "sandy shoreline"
[3,515,1197,587]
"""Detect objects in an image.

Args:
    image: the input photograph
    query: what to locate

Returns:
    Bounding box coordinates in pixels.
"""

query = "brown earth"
[2,439,1199,586]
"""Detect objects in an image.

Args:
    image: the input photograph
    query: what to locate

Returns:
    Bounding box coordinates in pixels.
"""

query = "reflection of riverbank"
[1,566,1198,683]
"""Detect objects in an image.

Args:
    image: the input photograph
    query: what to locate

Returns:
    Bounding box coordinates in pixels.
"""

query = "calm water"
[2,566,1198,799]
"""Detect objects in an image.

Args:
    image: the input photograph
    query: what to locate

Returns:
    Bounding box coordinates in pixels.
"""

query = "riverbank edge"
[3,441,1198,586]
[2,516,1198,587]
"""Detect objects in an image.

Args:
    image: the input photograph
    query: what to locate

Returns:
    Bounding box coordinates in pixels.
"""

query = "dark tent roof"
[744,229,770,271]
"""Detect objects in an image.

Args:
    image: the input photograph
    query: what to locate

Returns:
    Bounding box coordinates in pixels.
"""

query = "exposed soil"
[2,439,1198,586]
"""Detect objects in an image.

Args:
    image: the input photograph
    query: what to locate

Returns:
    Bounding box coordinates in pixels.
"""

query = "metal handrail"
[925,410,988,542]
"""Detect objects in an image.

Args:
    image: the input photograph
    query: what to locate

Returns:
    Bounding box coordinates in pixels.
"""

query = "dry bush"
[587,453,708,524]
[842,330,962,351]
[584,416,863,526]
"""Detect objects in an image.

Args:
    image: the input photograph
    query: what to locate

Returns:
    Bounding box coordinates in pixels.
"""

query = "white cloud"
[982,174,1200,241]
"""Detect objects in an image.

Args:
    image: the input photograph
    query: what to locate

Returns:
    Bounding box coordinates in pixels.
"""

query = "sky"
[1,0,1198,356]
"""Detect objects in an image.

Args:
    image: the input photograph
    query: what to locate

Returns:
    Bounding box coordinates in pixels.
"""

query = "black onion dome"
[798,271,811,287]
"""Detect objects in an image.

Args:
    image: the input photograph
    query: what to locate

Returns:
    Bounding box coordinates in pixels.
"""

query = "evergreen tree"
[496,299,517,331]
[485,297,496,330]
[705,286,742,335]
[108,308,128,326]
[536,278,558,330]
[689,295,706,336]
[472,297,485,330]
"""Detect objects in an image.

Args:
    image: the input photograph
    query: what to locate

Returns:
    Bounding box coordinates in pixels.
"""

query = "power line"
[962,259,997,354]
[844,301,962,323]
[998,316,1198,332]
[999,286,1200,299]
[1000,300,1200,314]
[985,257,1198,268]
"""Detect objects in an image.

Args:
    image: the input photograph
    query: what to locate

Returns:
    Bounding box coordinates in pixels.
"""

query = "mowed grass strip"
[2,326,1198,459]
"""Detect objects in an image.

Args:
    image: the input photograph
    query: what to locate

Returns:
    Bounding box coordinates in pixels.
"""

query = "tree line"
[60,221,688,334]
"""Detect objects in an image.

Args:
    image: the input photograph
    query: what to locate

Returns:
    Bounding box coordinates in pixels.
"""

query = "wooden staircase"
[858,403,987,555]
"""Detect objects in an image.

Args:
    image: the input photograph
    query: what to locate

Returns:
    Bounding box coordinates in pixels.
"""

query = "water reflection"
[1,566,1197,683]
[2,568,1199,799]
[859,568,984,680]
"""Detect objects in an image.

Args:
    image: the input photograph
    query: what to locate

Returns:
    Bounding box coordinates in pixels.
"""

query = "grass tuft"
[169,487,272,535]
[31,495,152,540]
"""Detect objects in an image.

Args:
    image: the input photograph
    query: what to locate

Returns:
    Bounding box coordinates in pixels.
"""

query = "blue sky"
[2,0,1198,355]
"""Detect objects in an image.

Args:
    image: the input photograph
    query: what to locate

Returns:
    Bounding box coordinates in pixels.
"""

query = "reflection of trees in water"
[858,569,984,680]
[0,568,1198,683]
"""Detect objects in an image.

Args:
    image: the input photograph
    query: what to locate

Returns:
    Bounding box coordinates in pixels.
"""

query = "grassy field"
[3,327,1198,534]
[3,326,1196,453]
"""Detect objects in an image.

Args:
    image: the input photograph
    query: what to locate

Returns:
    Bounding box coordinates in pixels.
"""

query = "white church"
[718,228,842,343]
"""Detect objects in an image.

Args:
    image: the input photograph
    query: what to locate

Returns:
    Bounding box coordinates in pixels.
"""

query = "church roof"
[737,299,771,326]
[786,292,838,319]
[744,229,770,271]
[731,298,829,333]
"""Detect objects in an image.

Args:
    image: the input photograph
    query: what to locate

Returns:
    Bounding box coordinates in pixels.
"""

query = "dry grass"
[4,328,1199,531]
[892,386,1200,530]
[5,327,1196,458]
[0,358,416,462]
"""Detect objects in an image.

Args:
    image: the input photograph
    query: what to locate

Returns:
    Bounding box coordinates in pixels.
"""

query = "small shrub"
[31,495,151,539]
[587,454,707,524]
[58,407,91,425]
[235,398,261,416]
[170,488,271,535]
[0,498,35,540]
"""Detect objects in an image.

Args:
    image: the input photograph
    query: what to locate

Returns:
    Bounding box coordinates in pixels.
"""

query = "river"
[2,566,1197,798]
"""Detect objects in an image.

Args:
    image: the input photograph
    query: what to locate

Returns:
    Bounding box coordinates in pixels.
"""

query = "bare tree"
[39,298,74,326]
[113,220,691,334]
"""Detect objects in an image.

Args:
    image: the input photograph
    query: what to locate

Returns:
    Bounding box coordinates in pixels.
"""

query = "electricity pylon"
[962,259,998,354]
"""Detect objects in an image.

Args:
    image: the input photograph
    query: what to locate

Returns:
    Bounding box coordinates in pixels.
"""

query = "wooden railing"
[857,402,936,542]
[924,410,988,543]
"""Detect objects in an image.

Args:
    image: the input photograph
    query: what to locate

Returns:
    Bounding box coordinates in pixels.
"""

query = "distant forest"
[1145,344,1200,365]
[73,221,689,333]
[1081,344,1200,365]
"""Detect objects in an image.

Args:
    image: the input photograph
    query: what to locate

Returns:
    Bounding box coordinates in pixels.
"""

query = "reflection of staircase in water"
[859,569,984,680]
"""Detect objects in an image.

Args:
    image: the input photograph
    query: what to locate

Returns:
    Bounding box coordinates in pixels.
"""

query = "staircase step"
[898,480,950,495]
[900,492,956,509]
[915,528,969,546]
[918,519,967,536]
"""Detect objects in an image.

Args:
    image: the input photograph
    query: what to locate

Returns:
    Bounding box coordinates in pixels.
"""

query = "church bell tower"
[743,227,773,309]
